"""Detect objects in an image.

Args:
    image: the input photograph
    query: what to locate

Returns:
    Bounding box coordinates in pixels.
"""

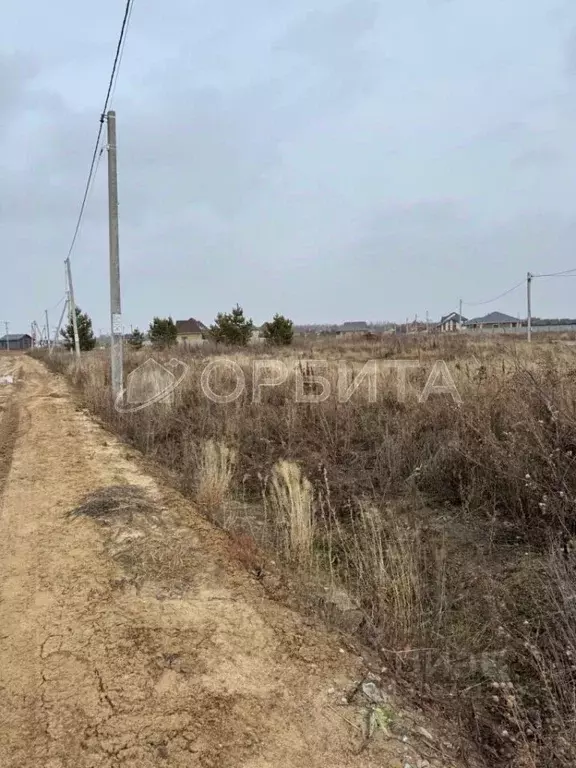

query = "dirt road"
[0,357,452,768]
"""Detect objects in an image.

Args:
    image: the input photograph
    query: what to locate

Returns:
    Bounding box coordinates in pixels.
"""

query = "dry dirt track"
[0,357,452,768]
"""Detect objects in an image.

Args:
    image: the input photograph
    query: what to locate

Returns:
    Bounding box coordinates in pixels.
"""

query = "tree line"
[61,305,293,351]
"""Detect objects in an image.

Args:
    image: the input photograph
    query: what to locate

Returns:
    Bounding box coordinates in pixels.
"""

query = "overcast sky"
[2,0,576,332]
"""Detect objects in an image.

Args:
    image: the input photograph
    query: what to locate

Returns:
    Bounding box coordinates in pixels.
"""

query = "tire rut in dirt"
[0,396,20,501]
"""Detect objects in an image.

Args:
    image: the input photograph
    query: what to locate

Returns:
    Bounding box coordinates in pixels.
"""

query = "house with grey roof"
[464,311,523,332]
[437,312,468,332]
[0,334,33,350]
[339,321,370,335]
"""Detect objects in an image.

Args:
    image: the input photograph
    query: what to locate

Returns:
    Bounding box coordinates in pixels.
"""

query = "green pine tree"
[61,306,96,351]
[128,327,146,349]
[262,314,294,346]
[209,305,254,346]
[148,317,178,348]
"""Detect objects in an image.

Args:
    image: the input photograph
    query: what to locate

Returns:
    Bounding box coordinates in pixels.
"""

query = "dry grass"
[348,504,427,647]
[36,333,576,767]
[194,440,236,517]
[267,460,315,568]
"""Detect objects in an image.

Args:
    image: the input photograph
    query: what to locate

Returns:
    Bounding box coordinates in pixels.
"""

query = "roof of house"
[341,321,369,331]
[465,311,519,325]
[175,318,207,334]
[0,334,32,341]
[438,312,467,325]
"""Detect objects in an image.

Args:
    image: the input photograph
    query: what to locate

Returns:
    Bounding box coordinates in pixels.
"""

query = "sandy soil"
[0,356,459,768]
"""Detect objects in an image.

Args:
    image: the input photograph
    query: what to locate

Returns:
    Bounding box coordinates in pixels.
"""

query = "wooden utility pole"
[526,272,532,343]
[107,110,123,399]
[65,258,81,358]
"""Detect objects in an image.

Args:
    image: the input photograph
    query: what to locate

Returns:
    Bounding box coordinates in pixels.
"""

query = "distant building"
[0,334,33,350]
[339,321,370,336]
[175,318,207,346]
[437,312,467,332]
[464,311,522,332]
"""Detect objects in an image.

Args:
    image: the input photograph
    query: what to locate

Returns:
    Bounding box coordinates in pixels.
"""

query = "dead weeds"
[43,336,576,767]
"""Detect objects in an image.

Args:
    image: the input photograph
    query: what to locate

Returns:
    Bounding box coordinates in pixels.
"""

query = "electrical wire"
[462,279,526,307]
[108,0,135,109]
[64,0,135,263]
[47,295,67,312]
[533,267,576,278]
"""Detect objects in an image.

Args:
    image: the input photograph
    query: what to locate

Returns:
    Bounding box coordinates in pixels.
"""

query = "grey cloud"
[275,0,380,59]
[566,27,576,78]
[510,146,564,170]
[119,87,281,220]
[4,0,576,332]
[0,53,42,132]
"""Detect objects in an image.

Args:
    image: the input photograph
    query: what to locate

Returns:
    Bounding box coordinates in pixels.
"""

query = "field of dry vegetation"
[39,333,576,767]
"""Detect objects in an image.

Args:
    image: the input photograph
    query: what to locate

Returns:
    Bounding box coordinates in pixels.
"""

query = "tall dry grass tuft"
[268,460,315,569]
[347,504,426,647]
[194,440,236,517]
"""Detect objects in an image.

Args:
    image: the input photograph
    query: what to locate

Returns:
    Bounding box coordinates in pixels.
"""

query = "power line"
[48,295,67,312]
[64,0,135,263]
[533,267,576,279]
[462,279,526,307]
[108,0,135,109]
[101,0,135,117]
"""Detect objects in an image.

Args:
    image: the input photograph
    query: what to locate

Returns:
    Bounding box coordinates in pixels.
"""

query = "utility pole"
[51,298,68,355]
[45,309,51,350]
[31,322,36,347]
[459,298,463,329]
[65,258,81,358]
[3,321,9,351]
[527,272,532,343]
[107,110,123,399]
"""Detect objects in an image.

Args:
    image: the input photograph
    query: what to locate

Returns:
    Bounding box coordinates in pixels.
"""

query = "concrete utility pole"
[51,299,68,355]
[45,309,51,350]
[2,321,8,350]
[107,110,123,400]
[526,271,532,343]
[65,258,81,358]
[459,298,463,329]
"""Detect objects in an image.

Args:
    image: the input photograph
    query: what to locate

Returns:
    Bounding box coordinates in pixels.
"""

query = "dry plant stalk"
[268,460,314,569]
[195,440,236,516]
[349,504,425,646]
